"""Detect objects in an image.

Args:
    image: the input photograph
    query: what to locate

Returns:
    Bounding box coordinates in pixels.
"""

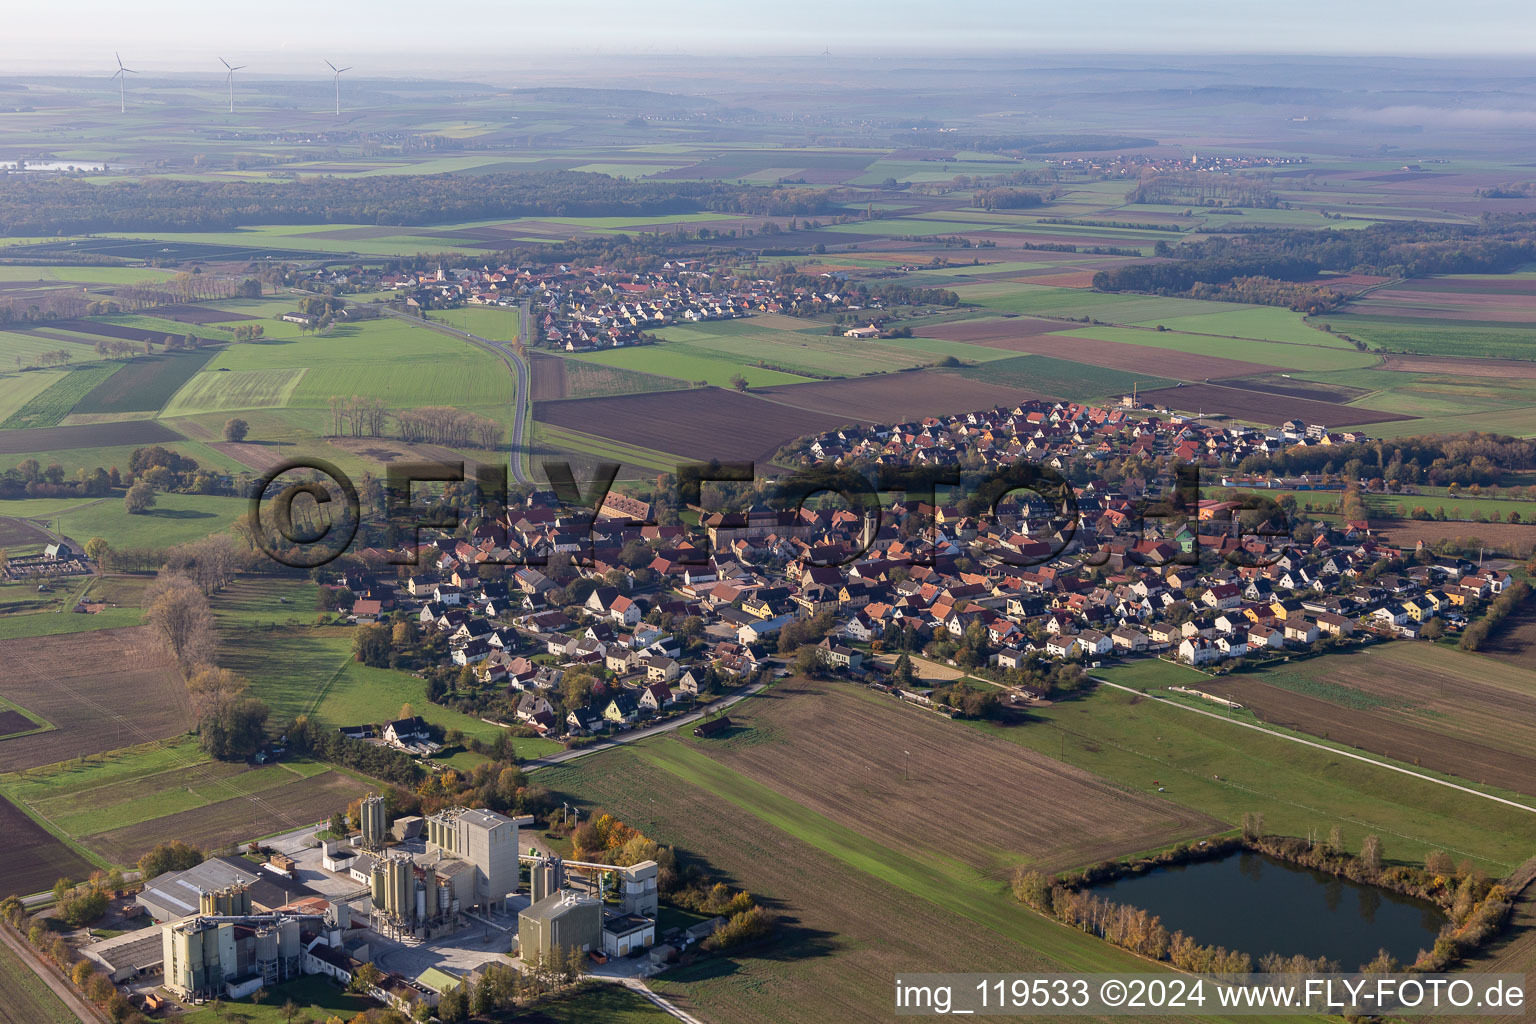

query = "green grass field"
[315,660,563,760]
[977,682,1536,874]
[1324,315,1536,360]
[951,354,1174,401]
[1127,307,1354,347]
[0,371,68,425]
[0,737,329,839]
[160,367,307,416]
[572,339,811,387]
[41,493,246,551]
[0,363,121,428]
[1052,325,1380,371]
[178,320,514,409]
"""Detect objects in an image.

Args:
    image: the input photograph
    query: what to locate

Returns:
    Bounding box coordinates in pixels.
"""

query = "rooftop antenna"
[219,57,247,114]
[325,60,351,117]
[111,52,138,114]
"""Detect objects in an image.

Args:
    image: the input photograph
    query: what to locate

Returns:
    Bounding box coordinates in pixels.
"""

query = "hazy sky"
[1,0,1532,72]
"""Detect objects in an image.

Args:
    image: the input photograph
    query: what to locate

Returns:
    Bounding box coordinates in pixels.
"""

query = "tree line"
[1098,214,1536,303]
[0,171,842,235]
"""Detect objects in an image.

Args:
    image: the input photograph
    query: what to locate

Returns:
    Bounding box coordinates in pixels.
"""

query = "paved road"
[0,924,103,1023]
[1091,675,1536,815]
[523,681,768,771]
[376,305,532,485]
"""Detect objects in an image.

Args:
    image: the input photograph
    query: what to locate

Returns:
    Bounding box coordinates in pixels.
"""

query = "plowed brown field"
[700,680,1222,876]
[0,626,192,772]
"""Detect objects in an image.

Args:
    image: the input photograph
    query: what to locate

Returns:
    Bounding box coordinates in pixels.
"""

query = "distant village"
[308,257,898,352]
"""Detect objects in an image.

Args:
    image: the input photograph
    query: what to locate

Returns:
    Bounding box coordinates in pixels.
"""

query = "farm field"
[1324,315,1536,361]
[0,364,121,429]
[217,625,354,727]
[1197,644,1536,797]
[975,680,1536,875]
[544,740,1155,1024]
[0,933,78,1024]
[556,356,684,400]
[534,388,847,466]
[0,573,145,641]
[751,369,1031,422]
[532,423,679,477]
[86,767,370,864]
[693,680,1220,877]
[0,792,99,897]
[1368,519,1536,557]
[69,349,218,416]
[951,354,1174,402]
[158,367,306,416]
[1480,602,1536,667]
[1137,381,1413,426]
[571,342,811,388]
[1051,325,1380,372]
[171,319,515,410]
[0,419,182,456]
[0,626,192,773]
[0,736,337,865]
[0,372,66,426]
[930,320,1284,381]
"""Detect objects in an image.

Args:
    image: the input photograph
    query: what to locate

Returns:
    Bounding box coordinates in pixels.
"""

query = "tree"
[793,645,823,677]
[1241,811,1265,841]
[143,574,216,666]
[124,480,156,515]
[348,962,381,993]
[1327,824,1344,855]
[729,373,749,392]
[352,624,391,667]
[223,418,249,442]
[83,537,112,568]
[892,652,916,688]
[200,696,269,760]
[1425,850,1456,876]
[72,960,98,987]
[1360,833,1384,873]
[138,840,203,880]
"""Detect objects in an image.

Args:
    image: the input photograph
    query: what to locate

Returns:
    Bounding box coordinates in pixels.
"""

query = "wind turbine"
[219,57,246,114]
[325,60,351,117]
[111,53,137,114]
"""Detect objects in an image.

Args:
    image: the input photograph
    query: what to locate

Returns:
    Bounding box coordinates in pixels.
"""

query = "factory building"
[518,891,602,961]
[368,853,462,939]
[161,907,306,1000]
[424,807,527,913]
[517,857,660,963]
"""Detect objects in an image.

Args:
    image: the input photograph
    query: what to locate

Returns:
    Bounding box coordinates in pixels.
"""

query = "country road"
[374,305,532,485]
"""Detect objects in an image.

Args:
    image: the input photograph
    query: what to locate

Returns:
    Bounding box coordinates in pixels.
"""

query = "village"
[307,255,905,353]
[310,397,1512,757]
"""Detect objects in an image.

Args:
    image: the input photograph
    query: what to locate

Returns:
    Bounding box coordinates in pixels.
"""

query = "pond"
[1088,851,1447,968]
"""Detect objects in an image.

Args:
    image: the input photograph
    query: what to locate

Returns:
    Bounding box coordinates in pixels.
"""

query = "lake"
[1088,851,1447,968]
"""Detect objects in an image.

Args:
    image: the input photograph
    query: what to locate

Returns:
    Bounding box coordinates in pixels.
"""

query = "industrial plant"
[128,796,663,1005]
